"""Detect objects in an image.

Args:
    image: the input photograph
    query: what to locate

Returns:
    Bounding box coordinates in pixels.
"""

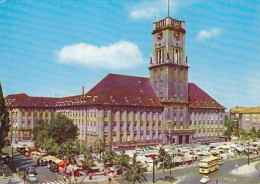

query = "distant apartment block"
[230,107,260,131]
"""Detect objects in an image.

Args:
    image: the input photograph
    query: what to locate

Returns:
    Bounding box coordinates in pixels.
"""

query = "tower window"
[156,49,164,64]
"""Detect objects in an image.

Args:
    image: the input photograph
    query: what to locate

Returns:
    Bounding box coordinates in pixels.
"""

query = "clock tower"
[149,17,193,145]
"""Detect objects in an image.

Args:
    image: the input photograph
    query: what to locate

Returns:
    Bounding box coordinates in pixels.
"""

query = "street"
[115,157,260,184]
[2,146,65,183]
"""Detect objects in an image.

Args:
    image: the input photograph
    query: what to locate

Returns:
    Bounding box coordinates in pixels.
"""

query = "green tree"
[81,148,95,171]
[33,119,50,148]
[102,147,116,167]
[251,127,256,138]
[224,117,239,138]
[123,153,147,184]
[158,147,171,180]
[257,128,260,138]
[0,83,10,153]
[33,113,79,159]
[241,130,248,138]
[115,151,130,168]
[94,139,105,162]
[48,113,78,144]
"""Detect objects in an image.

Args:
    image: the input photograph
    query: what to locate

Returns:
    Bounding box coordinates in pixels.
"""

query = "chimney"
[82,86,85,95]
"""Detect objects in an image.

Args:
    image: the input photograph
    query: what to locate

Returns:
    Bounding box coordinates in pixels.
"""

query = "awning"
[44,155,58,162]
[54,159,63,164]
[173,157,183,163]
[57,161,70,168]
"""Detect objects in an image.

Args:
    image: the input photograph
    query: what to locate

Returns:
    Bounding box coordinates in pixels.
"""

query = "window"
[156,49,165,64]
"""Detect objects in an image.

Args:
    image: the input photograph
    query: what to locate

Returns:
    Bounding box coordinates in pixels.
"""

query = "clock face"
[156,31,164,42]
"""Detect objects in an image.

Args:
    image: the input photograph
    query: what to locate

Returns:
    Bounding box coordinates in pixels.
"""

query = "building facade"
[5,16,225,147]
[230,107,260,131]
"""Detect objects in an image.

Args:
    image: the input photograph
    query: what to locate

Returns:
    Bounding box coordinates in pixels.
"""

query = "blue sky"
[0,0,259,110]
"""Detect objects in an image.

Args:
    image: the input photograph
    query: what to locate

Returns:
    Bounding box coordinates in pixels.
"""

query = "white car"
[200,175,210,183]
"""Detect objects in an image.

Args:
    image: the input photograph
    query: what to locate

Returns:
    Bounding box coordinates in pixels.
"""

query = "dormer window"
[110,96,114,102]
[93,96,98,102]
[124,97,129,102]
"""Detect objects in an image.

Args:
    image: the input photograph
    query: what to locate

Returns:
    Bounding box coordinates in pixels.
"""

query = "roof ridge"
[108,73,148,79]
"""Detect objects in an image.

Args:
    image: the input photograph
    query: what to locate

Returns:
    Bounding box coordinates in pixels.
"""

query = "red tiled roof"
[188,83,225,109]
[86,73,162,107]
[5,93,58,107]
[5,74,225,109]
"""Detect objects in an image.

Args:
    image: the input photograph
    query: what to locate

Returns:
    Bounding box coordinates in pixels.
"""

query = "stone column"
[48,111,51,123]
[116,110,120,143]
[155,112,159,140]
[182,135,186,145]
[107,110,112,145]
[143,112,147,141]
[122,110,127,142]
[149,112,153,141]
[176,108,180,129]
[136,111,141,141]
[130,110,134,141]
[96,109,104,140]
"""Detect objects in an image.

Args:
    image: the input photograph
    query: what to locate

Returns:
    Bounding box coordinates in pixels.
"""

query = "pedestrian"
[216,178,218,184]
[63,175,66,182]
[235,164,238,171]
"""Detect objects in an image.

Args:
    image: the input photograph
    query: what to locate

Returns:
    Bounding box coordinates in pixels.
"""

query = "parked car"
[24,151,30,157]
[37,158,47,166]
[200,175,210,183]
[26,174,38,183]
[1,153,10,164]
[26,166,37,175]
[49,164,59,172]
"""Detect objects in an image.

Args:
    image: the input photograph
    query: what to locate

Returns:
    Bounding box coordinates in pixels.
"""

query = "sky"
[0,0,260,110]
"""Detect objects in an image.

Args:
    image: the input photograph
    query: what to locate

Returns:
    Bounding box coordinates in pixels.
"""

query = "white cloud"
[197,28,222,41]
[129,0,178,20]
[56,41,145,70]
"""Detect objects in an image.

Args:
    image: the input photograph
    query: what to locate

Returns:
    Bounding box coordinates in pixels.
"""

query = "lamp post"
[167,120,172,146]
[10,122,14,172]
[23,170,26,184]
[150,154,156,183]
[248,146,250,165]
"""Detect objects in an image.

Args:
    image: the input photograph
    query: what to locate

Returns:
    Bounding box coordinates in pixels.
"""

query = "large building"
[230,106,260,131]
[5,16,225,147]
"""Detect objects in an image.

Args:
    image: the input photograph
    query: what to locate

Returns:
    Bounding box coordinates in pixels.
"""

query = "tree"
[94,139,105,162]
[0,82,10,153]
[48,113,79,145]
[224,118,239,138]
[257,128,260,138]
[81,148,95,171]
[33,113,79,159]
[241,130,248,138]
[123,153,147,184]
[115,151,130,168]
[158,147,171,180]
[102,147,116,167]
[33,119,50,149]
[251,127,256,138]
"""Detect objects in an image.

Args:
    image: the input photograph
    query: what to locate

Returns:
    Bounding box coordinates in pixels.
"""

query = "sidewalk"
[0,165,23,184]
[231,161,259,175]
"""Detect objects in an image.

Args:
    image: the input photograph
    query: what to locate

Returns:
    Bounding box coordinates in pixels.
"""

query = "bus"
[199,156,220,174]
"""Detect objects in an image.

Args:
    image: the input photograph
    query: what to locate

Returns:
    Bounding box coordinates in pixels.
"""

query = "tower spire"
[168,0,170,17]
